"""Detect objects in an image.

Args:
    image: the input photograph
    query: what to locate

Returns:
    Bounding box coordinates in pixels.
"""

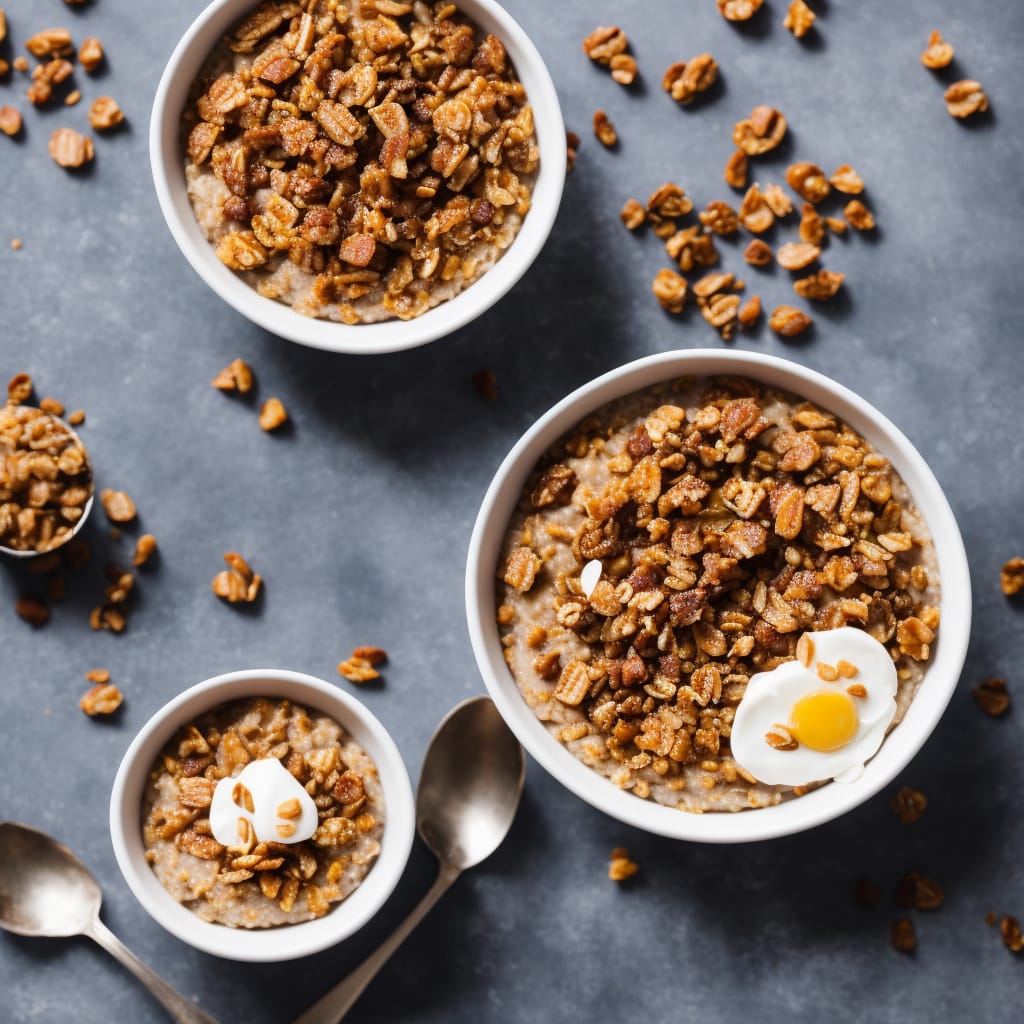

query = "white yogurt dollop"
[209,757,318,847]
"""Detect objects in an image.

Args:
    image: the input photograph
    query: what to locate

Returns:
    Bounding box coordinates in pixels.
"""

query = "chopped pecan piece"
[25,28,73,58]
[891,786,928,824]
[88,95,124,131]
[891,917,916,953]
[504,546,540,593]
[211,358,254,393]
[717,0,764,21]
[724,150,748,190]
[582,26,628,65]
[972,677,1010,717]
[829,164,864,194]
[608,847,639,881]
[48,128,94,168]
[593,110,617,148]
[783,0,816,38]
[921,31,954,70]
[652,269,688,314]
[662,54,718,104]
[258,397,288,431]
[895,873,944,911]
[100,489,136,523]
[744,239,773,266]
[80,683,124,716]
[1001,916,1024,953]
[1000,557,1024,595]
[768,305,813,337]
[944,80,989,118]
[699,200,739,235]
[216,232,268,270]
[733,106,787,156]
[794,270,845,300]
[799,203,825,245]
[739,184,773,233]
[620,199,646,231]
[79,37,104,72]
[212,551,262,603]
[610,54,638,86]
[844,200,875,231]
[786,162,830,203]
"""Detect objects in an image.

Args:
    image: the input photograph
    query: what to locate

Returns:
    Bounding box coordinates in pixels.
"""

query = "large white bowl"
[110,669,414,961]
[150,0,565,354]
[466,350,972,843]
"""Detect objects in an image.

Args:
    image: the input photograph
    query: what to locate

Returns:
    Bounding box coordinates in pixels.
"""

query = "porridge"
[183,0,538,324]
[497,376,940,813]
[143,697,384,927]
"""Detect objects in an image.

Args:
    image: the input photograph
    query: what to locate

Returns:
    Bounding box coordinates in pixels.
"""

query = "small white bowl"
[466,350,972,843]
[110,669,414,961]
[150,0,565,354]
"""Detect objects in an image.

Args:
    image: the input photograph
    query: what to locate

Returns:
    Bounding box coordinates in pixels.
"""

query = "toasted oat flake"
[921,31,954,70]
[65,89,81,106]
[67,409,85,425]
[608,847,639,881]
[1000,557,1024,596]
[738,295,761,328]
[768,305,813,337]
[830,165,864,195]
[85,668,111,684]
[794,270,845,300]
[776,242,821,271]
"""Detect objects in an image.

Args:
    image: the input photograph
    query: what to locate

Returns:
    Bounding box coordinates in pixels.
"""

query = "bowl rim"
[465,349,972,843]
[109,668,415,961]
[149,0,566,355]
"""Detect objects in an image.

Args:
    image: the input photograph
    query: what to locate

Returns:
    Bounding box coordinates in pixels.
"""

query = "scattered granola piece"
[794,269,845,300]
[972,677,1010,717]
[352,645,387,666]
[699,200,739,235]
[652,269,688,314]
[608,847,639,882]
[504,545,541,593]
[48,127,94,168]
[212,551,262,604]
[769,305,813,337]
[25,28,73,58]
[565,130,579,172]
[891,786,928,824]
[1001,916,1024,953]
[593,109,617,148]
[620,198,646,231]
[921,31,954,70]
[13,57,28,73]
[944,79,988,118]
[28,57,74,105]
[1001,557,1024,595]
[762,184,793,218]
[744,238,773,266]
[15,594,50,627]
[100,488,136,523]
[855,878,882,909]
[895,873,944,911]
[133,533,158,567]
[844,200,875,231]
[724,150,748,190]
[211,357,254,393]
[776,242,820,271]
[337,647,384,683]
[38,397,64,417]
[826,216,847,235]
[7,373,34,403]
[610,54,637,86]
[718,0,763,21]
[78,37,104,73]
[783,0,816,38]
[738,295,761,327]
[733,105,787,156]
[85,668,110,684]
[472,368,498,401]
[648,182,692,220]
[700,293,740,340]
[80,683,124,716]
[0,105,22,136]
[582,26,628,65]
[88,95,124,131]
[739,184,773,233]
[67,409,85,425]
[830,165,864,194]
[65,89,81,106]
[259,397,288,432]
[799,203,825,245]
[662,54,718,104]
[786,162,830,203]
[891,917,916,953]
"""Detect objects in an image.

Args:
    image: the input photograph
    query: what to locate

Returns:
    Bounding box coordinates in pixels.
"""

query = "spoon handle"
[292,860,461,1024]
[85,918,221,1024]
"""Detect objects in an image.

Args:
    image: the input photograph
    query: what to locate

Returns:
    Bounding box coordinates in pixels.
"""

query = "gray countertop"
[2,1,1022,1021]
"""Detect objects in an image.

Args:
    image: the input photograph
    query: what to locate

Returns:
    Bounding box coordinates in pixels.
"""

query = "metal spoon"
[0,821,219,1024]
[293,695,525,1024]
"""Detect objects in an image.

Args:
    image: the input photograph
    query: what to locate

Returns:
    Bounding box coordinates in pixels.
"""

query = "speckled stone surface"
[1,1,1022,1021]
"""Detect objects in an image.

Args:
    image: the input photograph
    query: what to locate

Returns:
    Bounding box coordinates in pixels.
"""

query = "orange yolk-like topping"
[790,690,859,752]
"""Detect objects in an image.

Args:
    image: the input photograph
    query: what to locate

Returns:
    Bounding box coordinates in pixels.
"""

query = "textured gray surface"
[1,0,1022,1021]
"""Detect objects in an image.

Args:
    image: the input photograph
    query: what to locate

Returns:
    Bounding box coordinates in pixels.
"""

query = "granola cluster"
[143,697,383,926]
[185,0,537,323]
[0,398,93,553]
[498,378,939,810]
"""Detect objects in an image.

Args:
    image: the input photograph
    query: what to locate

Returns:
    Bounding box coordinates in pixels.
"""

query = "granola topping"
[183,0,538,325]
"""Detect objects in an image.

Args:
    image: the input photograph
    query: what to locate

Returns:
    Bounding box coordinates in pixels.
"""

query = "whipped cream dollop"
[209,757,318,847]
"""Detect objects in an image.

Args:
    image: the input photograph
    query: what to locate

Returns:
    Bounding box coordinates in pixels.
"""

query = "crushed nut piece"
[830,165,864,194]
[608,847,639,882]
[776,242,821,271]
[662,54,718,105]
[768,305,813,337]
[337,647,383,683]
[717,0,764,21]
[826,216,847,235]
[652,269,687,314]
[783,0,815,38]
[799,203,825,245]
[582,26,628,65]
[212,551,262,604]
[895,873,944,911]
[944,79,989,118]
[593,109,617,148]
[38,398,65,417]
[67,409,85,425]
[79,37,104,73]
[1001,557,1024,595]
[85,668,110,684]
[133,533,158,567]
[699,200,739,236]
[1001,915,1024,953]
[13,57,28,73]
[744,238,773,266]
[211,358,255,393]
[891,917,916,953]
[259,397,288,431]
[100,489,136,523]
[738,295,761,327]
[891,786,928,824]
[610,54,638,86]
[786,162,830,204]
[972,677,1010,717]
[739,184,774,233]
[48,128,94,168]
[8,374,33,404]
[724,150,748,190]
[88,95,124,131]
[0,105,22,136]
[844,200,875,231]
[733,106,787,156]
[81,683,124,716]
[25,28,73,58]
[921,30,954,70]
[794,269,844,300]
[65,89,81,106]
[15,594,50,626]
[620,198,646,231]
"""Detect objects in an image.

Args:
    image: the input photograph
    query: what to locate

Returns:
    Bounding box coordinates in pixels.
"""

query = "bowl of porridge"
[110,669,414,960]
[150,0,564,354]
[466,350,971,843]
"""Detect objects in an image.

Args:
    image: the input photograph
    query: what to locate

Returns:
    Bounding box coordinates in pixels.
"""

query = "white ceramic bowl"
[110,669,414,961]
[150,0,565,354]
[466,350,972,843]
